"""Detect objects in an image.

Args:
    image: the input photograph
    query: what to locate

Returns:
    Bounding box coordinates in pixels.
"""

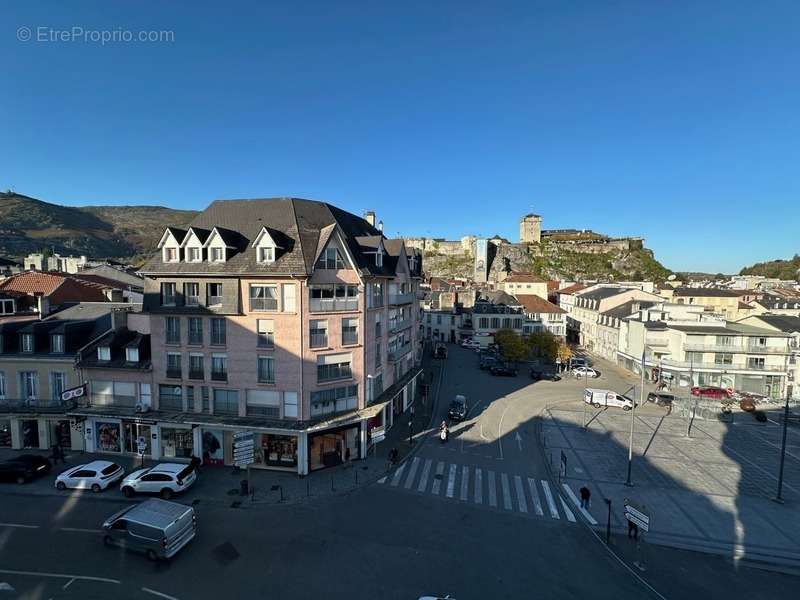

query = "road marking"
[514,476,527,513]
[560,496,576,522]
[0,569,119,584]
[404,457,420,489]
[431,461,445,495]
[59,527,102,534]
[390,463,405,487]
[562,484,598,525]
[445,464,457,498]
[474,468,483,504]
[377,475,387,484]
[141,587,181,600]
[540,480,559,519]
[500,473,512,510]
[515,431,523,451]
[527,478,544,516]
[459,466,470,501]
[0,523,39,529]
[417,459,432,493]
[62,578,75,590]
[488,470,497,507]
[497,398,512,460]
[0,583,15,592]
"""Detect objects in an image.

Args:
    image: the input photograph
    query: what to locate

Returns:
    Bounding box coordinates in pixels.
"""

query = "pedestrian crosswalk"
[378,456,593,523]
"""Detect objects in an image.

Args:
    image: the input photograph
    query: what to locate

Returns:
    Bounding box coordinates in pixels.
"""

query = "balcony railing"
[310,333,328,348]
[166,368,182,379]
[310,297,359,313]
[211,371,228,382]
[0,399,74,413]
[390,319,411,333]
[342,330,359,345]
[660,358,786,372]
[250,298,278,312]
[159,397,184,411]
[389,292,414,306]
[388,343,412,362]
[91,395,138,408]
[188,370,205,380]
[683,343,788,354]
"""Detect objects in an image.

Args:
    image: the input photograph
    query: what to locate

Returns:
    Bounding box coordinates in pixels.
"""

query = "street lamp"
[408,405,415,446]
[626,344,646,486]
[775,352,793,503]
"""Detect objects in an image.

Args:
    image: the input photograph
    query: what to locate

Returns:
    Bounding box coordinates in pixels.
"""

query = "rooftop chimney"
[111,307,129,331]
[35,294,50,319]
[377,220,384,232]
[364,211,376,227]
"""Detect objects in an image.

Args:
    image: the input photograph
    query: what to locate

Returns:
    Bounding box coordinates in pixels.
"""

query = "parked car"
[55,461,124,493]
[530,368,561,382]
[460,338,480,350]
[490,363,518,377]
[479,355,498,370]
[573,366,600,378]
[584,388,635,411]
[0,454,51,484]
[433,343,448,359]
[647,392,675,408]
[448,395,468,421]
[690,386,732,400]
[121,463,198,499]
[102,498,197,561]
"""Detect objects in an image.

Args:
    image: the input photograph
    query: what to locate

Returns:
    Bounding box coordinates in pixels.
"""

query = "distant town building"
[24,253,88,274]
[519,213,542,244]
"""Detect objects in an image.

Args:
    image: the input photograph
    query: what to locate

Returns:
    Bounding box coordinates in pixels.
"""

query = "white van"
[584,388,635,411]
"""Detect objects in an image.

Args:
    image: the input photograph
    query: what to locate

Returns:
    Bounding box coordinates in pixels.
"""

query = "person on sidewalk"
[579,485,591,509]
[628,519,639,540]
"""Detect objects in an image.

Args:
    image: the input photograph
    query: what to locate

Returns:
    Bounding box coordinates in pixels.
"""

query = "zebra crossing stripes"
[540,480,559,518]
[560,497,576,523]
[404,457,420,490]
[514,476,527,513]
[487,471,498,507]
[459,466,469,501]
[445,464,457,498]
[474,468,483,504]
[562,483,598,525]
[390,463,405,487]
[417,459,432,493]
[431,461,445,495]
[528,478,544,516]
[500,474,512,510]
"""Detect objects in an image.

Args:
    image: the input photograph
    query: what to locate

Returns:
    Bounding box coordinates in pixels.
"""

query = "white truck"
[584,388,635,411]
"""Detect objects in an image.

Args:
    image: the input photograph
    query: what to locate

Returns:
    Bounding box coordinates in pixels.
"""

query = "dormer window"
[257,246,275,264]
[51,334,64,354]
[187,247,202,262]
[97,346,111,361]
[376,251,383,267]
[210,247,225,263]
[317,248,344,270]
[21,333,34,353]
[126,347,139,362]
[163,247,179,262]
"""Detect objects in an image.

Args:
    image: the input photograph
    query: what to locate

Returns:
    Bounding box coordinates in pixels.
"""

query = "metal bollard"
[307,479,310,496]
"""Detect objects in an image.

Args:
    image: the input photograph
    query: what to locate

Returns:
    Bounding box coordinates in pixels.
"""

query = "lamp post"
[626,345,645,486]
[604,498,612,544]
[774,353,793,503]
[408,405,415,446]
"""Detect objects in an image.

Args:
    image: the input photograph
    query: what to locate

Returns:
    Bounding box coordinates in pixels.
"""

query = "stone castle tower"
[519,213,542,244]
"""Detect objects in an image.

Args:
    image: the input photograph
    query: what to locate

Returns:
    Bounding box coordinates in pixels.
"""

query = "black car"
[0,454,52,484]
[490,363,518,377]
[448,396,468,421]
[479,356,498,370]
[647,392,675,408]
[529,368,561,381]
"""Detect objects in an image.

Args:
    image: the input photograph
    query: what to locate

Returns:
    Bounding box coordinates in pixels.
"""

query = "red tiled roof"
[0,271,108,303]
[547,280,560,292]
[557,283,587,295]
[504,272,546,283]
[71,273,134,290]
[514,294,566,314]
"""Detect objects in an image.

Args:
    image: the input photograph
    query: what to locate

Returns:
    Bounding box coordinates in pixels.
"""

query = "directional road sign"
[623,498,650,532]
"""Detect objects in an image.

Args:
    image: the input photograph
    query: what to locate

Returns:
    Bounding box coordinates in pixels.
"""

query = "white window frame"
[163,247,179,263]
[282,283,296,313]
[21,333,34,353]
[50,334,64,354]
[257,246,275,264]
[125,347,139,362]
[186,246,202,263]
[209,247,225,263]
[283,391,298,418]
[97,346,111,361]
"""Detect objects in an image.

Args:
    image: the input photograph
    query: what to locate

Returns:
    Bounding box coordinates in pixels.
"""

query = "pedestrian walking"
[579,485,591,509]
[627,519,639,540]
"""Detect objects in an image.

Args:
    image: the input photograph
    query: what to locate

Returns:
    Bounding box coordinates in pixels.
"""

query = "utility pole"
[626,345,644,486]
[775,370,793,502]
[604,498,612,544]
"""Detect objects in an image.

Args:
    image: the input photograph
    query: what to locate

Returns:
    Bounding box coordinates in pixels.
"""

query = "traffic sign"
[233,431,254,441]
[624,498,650,532]
[624,512,649,532]
[233,439,255,450]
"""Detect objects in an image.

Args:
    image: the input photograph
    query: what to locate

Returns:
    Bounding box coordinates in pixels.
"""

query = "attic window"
[21,334,34,353]
[317,248,344,270]
[126,347,139,362]
[210,247,225,263]
[257,247,275,264]
[187,247,202,262]
[97,346,111,361]
[376,251,383,268]
[163,247,178,262]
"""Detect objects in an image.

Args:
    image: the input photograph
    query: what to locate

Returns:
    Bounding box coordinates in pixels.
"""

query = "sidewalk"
[541,406,800,566]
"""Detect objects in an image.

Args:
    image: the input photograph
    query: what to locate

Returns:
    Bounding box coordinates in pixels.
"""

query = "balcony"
[342,330,359,345]
[389,292,414,306]
[211,371,228,382]
[0,399,74,413]
[388,343,412,362]
[683,343,788,354]
[166,368,182,379]
[659,358,786,372]
[188,370,205,380]
[310,297,359,313]
[310,333,328,348]
[389,319,411,333]
[91,395,138,408]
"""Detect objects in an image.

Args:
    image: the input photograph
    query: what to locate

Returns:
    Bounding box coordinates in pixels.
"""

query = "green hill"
[739,255,800,279]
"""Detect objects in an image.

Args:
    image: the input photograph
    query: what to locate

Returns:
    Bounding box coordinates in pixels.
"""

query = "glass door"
[123,422,151,455]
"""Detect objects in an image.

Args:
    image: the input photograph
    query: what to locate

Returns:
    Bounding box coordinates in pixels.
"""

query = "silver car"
[102,498,197,561]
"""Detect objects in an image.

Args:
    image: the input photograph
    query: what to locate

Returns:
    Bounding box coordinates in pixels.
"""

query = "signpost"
[559,450,567,482]
[624,498,651,571]
[136,436,147,467]
[60,384,86,403]
[233,431,255,496]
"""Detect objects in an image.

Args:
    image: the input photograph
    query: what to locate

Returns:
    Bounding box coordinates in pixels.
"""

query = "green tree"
[526,330,558,362]
[494,328,529,363]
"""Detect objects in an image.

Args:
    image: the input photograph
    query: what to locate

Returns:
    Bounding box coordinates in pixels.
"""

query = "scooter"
[439,425,449,443]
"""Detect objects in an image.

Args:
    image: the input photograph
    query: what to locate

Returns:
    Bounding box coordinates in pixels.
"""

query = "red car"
[690,386,732,399]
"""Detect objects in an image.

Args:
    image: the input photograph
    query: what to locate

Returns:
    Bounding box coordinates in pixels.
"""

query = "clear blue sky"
[2,1,799,273]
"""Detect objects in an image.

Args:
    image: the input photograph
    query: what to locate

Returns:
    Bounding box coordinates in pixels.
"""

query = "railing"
[342,330,359,345]
[390,319,411,333]
[188,333,203,345]
[684,343,788,354]
[0,399,74,413]
[166,368,182,379]
[660,358,786,372]
[389,292,414,305]
[310,297,359,313]
[388,343,412,362]
[91,395,138,408]
[213,401,238,415]
[159,397,184,411]
[250,298,278,311]
[211,371,228,382]
[208,295,223,306]
[310,333,328,348]
[188,370,205,380]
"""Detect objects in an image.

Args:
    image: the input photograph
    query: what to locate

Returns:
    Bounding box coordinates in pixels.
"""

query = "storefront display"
[309,425,360,471]
[161,427,194,459]
[254,434,297,468]
[123,421,152,455]
[0,419,11,447]
[202,429,224,465]
[50,420,72,450]
[95,421,121,453]
[22,420,39,449]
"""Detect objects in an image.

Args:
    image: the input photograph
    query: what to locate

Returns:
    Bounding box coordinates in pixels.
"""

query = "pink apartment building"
[72,198,423,475]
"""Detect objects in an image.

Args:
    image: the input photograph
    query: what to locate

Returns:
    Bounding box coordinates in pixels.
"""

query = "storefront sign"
[61,384,86,402]
[136,436,147,456]
[370,426,386,443]
[95,421,121,453]
[202,429,224,465]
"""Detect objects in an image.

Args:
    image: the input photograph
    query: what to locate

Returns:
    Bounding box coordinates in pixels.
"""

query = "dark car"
[490,363,518,377]
[0,454,52,484]
[647,392,675,408]
[530,368,561,381]
[448,395,468,421]
[433,343,448,359]
[479,355,498,370]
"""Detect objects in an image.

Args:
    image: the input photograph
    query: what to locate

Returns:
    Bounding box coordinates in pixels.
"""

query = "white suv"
[460,339,480,349]
[120,463,197,499]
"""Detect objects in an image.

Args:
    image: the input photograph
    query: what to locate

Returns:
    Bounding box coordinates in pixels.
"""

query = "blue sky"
[2,1,799,273]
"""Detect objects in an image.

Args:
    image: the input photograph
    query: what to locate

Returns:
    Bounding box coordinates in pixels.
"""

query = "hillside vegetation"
[0,192,197,260]
[739,255,800,280]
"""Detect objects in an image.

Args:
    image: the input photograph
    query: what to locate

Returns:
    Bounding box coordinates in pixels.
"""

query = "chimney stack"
[364,211,376,227]
[111,307,129,331]
[378,220,384,232]
[35,294,50,319]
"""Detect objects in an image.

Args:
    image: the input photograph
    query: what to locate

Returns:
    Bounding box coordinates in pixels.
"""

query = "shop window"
[161,427,194,459]
[258,434,297,467]
[95,421,121,452]
[0,419,12,447]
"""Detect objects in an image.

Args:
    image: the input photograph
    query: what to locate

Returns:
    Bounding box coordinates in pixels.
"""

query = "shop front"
[0,418,11,447]
[160,425,195,460]
[308,423,361,471]
[252,433,298,470]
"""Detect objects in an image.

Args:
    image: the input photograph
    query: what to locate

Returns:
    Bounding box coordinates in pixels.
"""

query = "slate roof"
[577,286,628,302]
[78,327,152,370]
[557,283,587,295]
[513,294,565,314]
[673,287,742,298]
[478,290,520,306]
[750,315,800,333]
[601,300,658,321]
[142,198,415,279]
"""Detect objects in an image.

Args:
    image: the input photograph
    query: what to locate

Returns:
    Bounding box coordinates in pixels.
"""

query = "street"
[1,344,798,599]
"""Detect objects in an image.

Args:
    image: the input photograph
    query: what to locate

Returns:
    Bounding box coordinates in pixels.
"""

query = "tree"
[526,330,558,362]
[494,328,529,363]
[556,340,572,364]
